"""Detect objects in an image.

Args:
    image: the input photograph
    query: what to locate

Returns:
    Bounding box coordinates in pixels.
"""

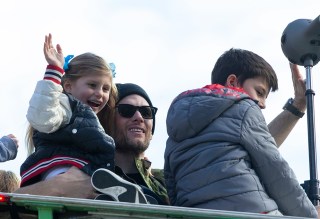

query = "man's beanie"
[116,83,156,134]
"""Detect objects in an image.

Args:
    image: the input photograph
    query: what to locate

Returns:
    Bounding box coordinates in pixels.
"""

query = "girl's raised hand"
[43,33,64,69]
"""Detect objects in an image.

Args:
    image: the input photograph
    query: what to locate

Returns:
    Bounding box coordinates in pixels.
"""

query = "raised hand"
[290,63,306,112]
[43,33,64,69]
[7,134,18,148]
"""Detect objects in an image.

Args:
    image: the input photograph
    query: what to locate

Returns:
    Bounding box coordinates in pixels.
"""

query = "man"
[110,83,168,204]
[16,83,168,205]
[92,83,168,204]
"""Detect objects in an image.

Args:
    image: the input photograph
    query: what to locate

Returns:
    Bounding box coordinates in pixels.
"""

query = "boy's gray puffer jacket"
[164,84,317,218]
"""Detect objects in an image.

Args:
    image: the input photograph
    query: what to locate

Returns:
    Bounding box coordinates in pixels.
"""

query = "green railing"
[0,193,309,219]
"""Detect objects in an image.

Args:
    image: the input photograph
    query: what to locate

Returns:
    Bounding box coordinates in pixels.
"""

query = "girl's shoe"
[94,193,116,201]
[91,168,148,204]
[95,193,158,205]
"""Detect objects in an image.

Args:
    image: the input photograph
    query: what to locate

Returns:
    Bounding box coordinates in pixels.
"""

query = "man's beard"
[114,132,150,156]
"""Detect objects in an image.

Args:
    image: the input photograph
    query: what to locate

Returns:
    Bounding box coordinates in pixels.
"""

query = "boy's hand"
[7,134,18,148]
[44,33,64,69]
[290,63,306,112]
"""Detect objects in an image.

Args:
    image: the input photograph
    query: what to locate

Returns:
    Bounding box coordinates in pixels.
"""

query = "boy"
[164,48,317,217]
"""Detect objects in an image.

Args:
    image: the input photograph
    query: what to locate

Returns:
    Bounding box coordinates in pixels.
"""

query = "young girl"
[20,34,149,204]
[20,33,117,187]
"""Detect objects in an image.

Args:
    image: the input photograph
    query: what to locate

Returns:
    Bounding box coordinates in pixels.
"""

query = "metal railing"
[0,193,310,219]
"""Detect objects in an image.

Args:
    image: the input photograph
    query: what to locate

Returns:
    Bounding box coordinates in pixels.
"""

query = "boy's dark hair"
[211,48,278,92]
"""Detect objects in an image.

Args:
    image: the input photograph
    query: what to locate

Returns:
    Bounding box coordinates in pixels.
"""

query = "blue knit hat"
[116,83,156,134]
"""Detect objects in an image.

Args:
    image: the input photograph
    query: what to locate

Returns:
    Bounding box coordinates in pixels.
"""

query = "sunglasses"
[116,104,157,119]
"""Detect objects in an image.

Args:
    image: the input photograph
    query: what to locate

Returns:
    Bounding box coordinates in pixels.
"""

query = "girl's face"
[64,72,112,114]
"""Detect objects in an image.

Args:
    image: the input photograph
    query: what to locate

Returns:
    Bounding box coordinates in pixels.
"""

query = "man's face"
[114,94,154,156]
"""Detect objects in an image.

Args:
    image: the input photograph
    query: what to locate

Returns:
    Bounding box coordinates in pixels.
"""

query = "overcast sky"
[1,0,320,184]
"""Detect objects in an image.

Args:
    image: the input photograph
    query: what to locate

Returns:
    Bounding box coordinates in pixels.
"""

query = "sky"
[0,0,320,185]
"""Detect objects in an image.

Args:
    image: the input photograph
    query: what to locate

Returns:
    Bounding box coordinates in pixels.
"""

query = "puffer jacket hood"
[164,84,318,218]
[166,84,250,142]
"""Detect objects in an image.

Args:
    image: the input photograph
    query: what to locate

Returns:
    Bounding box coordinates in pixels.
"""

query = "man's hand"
[15,166,98,199]
[57,166,98,199]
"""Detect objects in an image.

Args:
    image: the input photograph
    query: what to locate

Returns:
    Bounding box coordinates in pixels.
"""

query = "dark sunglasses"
[116,104,157,119]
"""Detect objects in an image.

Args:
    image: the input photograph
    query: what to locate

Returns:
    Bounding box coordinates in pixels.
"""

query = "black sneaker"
[95,193,158,205]
[91,168,148,204]
[94,194,116,201]
[144,194,158,205]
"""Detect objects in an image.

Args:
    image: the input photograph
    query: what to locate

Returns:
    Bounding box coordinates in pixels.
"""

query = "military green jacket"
[115,158,169,205]
[135,158,169,205]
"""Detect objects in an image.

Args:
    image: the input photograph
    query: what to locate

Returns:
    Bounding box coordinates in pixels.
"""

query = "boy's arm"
[0,135,18,162]
[268,63,306,147]
[268,107,302,147]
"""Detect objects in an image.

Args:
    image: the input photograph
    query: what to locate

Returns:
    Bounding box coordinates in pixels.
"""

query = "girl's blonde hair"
[0,170,20,192]
[26,52,117,155]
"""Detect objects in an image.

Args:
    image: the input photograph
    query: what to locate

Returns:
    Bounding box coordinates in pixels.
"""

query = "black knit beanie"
[116,83,156,134]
